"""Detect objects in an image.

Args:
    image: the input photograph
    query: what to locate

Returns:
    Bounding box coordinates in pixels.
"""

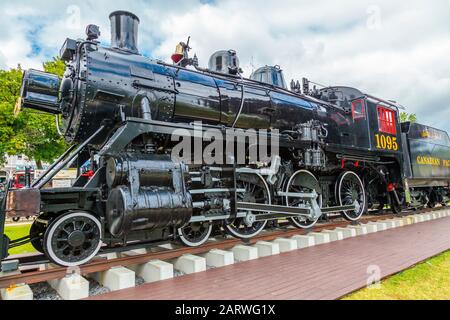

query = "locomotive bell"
[109,11,140,54]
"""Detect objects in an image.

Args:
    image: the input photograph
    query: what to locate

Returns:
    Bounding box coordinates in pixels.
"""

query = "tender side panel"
[406,123,450,180]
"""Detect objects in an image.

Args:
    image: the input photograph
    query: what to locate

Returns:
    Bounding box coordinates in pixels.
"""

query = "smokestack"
[109,11,140,54]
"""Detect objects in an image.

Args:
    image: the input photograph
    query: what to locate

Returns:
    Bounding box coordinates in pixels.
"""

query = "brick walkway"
[89,216,450,300]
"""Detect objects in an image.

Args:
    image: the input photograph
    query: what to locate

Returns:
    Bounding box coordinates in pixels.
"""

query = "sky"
[1,0,449,132]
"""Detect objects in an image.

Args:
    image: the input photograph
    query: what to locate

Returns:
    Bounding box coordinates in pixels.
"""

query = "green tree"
[0,58,67,168]
[400,112,417,123]
[43,57,66,77]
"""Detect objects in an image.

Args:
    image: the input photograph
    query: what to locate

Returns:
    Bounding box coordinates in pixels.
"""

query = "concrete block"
[334,227,357,239]
[273,238,298,252]
[368,221,387,231]
[404,216,415,224]
[307,232,331,244]
[254,241,280,257]
[174,254,206,274]
[1,284,33,300]
[361,223,378,233]
[415,215,425,223]
[91,266,135,291]
[129,260,173,283]
[383,220,398,229]
[406,216,414,224]
[291,235,315,248]
[411,215,421,223]
[232,245,258,261]
[322,229,344,241]
[121,248,148,256]
[347,225,368,236]
[393,219,404,227]
[158,243,183,250]
[205,249,234,267]
[99,252,119,260]
[49,274,89,300]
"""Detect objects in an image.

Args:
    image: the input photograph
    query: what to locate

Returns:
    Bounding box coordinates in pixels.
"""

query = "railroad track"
[1,205,446,292]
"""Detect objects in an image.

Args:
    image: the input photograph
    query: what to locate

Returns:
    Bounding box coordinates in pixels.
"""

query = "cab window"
[351,99,365,120]
[377,106,396,135]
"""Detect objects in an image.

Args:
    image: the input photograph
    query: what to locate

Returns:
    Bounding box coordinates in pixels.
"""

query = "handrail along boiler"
[1,11,449,267]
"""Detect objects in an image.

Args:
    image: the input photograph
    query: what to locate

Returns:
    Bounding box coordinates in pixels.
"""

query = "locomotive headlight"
[19,69,61,114]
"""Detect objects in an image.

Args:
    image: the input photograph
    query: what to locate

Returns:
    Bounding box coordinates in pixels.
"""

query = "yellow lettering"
[416,156,441,166]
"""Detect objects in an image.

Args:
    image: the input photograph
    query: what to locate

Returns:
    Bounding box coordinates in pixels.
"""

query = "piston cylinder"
[106,153,187,188]
[106,186,193,237]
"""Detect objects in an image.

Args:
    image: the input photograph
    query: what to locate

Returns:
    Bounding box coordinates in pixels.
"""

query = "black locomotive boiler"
[1,11,449,267]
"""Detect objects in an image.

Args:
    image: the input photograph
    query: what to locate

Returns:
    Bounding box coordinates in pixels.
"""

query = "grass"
[343,250,450,300]
[4,223,36,255]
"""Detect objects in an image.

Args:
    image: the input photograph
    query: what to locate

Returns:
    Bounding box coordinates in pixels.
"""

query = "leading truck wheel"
[178,221,213,247]
[43,211,102,267]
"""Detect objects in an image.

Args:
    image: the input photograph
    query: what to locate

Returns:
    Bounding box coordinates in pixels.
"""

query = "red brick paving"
[89,216,450,300]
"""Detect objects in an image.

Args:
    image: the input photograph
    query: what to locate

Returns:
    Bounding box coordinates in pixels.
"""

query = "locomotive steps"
[1,208,449,300]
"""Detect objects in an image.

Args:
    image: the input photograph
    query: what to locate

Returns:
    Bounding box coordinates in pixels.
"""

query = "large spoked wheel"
[43,211,102,267]
[336,171,367,221]
[178,221,213,247]
[224,173,271,239]
[286,170,323,229]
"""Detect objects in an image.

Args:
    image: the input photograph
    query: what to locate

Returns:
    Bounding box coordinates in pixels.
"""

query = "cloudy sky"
[1,0,449,131]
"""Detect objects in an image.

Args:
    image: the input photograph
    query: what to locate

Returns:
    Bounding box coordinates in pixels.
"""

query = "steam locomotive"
[1,11,449,267]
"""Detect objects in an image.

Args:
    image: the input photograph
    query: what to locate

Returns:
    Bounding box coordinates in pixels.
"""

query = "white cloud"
[0,0,449,131]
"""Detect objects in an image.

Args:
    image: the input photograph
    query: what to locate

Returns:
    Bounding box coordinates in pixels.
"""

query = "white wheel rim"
[225,173,270,239]
[177,222,213,247]
[45,212,102,267]
[337,171,366,221]
[285,170,322,229]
